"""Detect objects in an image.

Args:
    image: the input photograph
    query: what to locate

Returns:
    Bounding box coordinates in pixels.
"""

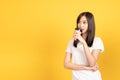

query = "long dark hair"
[75,12,95,47]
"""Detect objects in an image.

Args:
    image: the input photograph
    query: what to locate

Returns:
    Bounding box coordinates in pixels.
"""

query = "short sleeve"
[65,39,73,54]
[92,37,104,53]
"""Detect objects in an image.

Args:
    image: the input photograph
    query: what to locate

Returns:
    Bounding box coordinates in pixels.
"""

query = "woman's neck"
[82,33,87,40]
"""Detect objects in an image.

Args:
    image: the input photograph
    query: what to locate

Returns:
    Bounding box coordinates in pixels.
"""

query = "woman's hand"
[90,64,99,71]
[73,30,86,44]
[84,64,99,71]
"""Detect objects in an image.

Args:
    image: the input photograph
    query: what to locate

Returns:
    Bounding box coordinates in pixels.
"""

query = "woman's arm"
[64,53,96,70]
[83,42,101,67]
[74,30,102,67]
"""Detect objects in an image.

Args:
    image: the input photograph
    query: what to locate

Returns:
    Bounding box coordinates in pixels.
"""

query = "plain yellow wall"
[0,0,120,80]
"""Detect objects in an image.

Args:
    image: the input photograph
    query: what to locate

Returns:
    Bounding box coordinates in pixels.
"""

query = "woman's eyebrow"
[80,20,87,22]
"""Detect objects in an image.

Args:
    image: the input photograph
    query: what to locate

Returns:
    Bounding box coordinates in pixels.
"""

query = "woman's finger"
[75,30,81,35]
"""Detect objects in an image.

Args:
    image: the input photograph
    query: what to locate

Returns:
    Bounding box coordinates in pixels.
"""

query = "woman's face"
[77,16,88,34]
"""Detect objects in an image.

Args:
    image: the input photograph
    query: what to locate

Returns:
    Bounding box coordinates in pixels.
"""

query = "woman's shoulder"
[92,36,104,52]
[68,38,74,43]
[93,36,103,44]
[66,38,74,47]
[94,37,103,41]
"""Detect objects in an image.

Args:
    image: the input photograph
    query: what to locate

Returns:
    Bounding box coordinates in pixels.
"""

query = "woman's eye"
[83,21,86,24]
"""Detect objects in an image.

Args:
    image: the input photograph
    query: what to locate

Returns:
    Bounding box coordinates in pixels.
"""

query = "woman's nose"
[80,23,84,28]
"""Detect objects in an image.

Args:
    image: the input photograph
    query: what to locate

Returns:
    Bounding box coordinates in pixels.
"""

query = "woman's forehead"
[80,16,87,20]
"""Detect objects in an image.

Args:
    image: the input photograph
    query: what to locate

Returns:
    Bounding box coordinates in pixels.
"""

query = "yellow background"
[0,0,120,80]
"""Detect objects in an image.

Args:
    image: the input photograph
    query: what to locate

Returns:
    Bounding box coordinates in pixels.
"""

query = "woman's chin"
[82,31,87,34]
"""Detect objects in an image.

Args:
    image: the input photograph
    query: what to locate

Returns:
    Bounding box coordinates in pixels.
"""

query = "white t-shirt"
[65,37,104,80]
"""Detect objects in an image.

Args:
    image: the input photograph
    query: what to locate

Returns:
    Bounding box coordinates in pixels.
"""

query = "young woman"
[64,12,104,80]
